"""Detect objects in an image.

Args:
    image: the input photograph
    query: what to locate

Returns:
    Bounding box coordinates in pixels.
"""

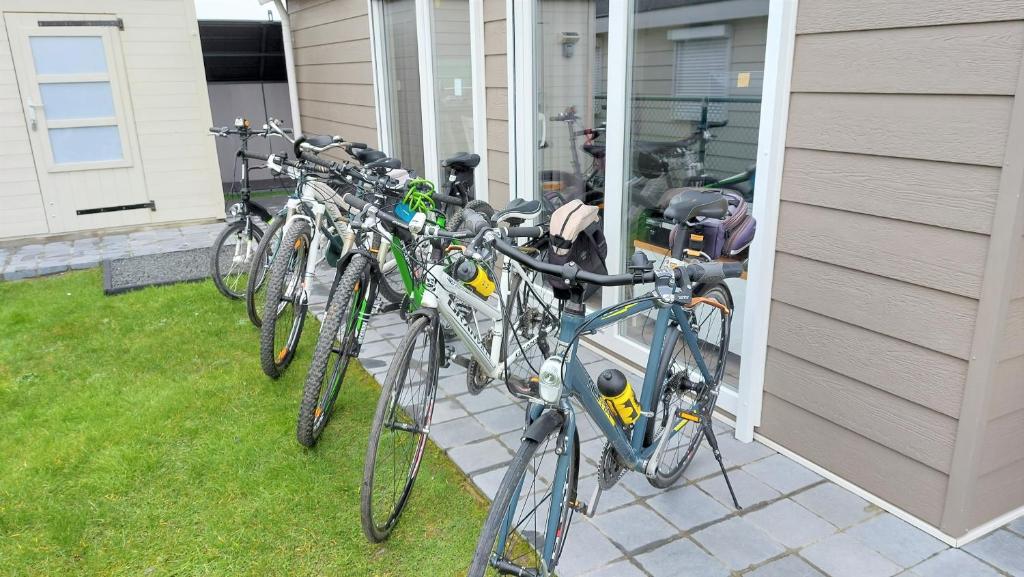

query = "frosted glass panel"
[49,126,123,164]
[40,82,115,120]
[30,36,108,75]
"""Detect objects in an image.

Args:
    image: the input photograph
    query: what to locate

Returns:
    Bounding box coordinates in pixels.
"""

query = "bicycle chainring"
[597,441,627,490]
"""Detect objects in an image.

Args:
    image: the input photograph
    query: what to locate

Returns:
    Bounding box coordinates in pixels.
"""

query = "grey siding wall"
[760,0,1024,532]
[289,0,378,152]
[483,0,509,208]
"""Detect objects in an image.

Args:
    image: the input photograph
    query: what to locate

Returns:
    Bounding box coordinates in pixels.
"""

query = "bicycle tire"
[644,282,733,488]
[259,220,311,379]
[376,250,406,305]
[360,314,438,542]
[467,413,579,577]
[296,254,369,447]
[245,216,286,327]
[210,219,264,300]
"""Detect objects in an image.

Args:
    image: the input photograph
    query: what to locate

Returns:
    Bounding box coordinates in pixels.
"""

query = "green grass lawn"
[0,270,488,577]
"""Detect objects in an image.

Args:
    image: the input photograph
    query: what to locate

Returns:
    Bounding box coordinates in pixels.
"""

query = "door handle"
[26,98,43,130]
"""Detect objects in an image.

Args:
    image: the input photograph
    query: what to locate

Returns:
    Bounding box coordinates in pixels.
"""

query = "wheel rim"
[273,235,308,367]
[251,225,284,321]
[504,277,558,389]
[368,321,435,533]
[313,281,362,433]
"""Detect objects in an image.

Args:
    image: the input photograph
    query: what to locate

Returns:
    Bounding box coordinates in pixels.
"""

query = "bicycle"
[292,150,471,448]
[356,197,559,543]
[465,204,745,576]
[207,118,287,299]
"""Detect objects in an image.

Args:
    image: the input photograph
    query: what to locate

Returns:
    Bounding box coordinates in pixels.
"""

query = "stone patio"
[3,223,1023,577]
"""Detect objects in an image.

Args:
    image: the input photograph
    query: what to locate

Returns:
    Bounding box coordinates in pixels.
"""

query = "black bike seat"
[582,143,605,159]
[493,198,542,224]
[664,188,728,223]
[441,152,481,170]
[353,148,386,164]
[365,157,401,171]
[305,134,334,148]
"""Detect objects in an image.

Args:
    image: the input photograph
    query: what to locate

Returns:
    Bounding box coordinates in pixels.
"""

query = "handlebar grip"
[684,261,744,284]
[299,151,337,172]
[341,193,366,211]
[460,208,490,234]
[504,226,544,238]
[431,193,465,207]
[241,150,270,162]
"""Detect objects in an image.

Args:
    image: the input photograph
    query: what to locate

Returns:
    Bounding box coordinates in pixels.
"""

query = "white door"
[5,13,149,233]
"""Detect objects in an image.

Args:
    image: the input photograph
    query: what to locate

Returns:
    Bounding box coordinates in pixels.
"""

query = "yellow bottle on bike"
[597,369,640,426]
[454,258,496,298]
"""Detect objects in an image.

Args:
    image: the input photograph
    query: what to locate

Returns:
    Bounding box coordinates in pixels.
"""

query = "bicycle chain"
[597,441,627,490]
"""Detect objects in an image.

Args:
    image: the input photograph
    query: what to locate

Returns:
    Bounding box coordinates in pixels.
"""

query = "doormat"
[103,248,211,295]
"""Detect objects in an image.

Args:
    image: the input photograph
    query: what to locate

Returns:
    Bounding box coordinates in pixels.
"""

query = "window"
[670,26,731,122]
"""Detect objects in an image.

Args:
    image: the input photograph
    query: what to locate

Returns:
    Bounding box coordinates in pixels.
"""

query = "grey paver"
[742,454,822,495]
[910,549,1002,577]
[746,555,826,577]
[846,514,947,568]
[692,516,785,571]
[470,467,505,500]
[713,432,776,467]
[474,403,527,435]
[36,262,69,276]
[577,476,637,514]
[591,504,677,552]
[793,482,876,528]
[358,338,397,359]
[618,470,663,498]
[578,560,646,577]
[646,484,731,531]
[554,520,625,577]
[743,498,837,549]
[963,529,1024,576]
[430,415,492,449]
[3,262,37,280]
[432,398,468,424]
[436,374,468,399]
[68,255,100,270]
[683,446,728,482]
[1007,515,1024,536]
[636,538,730,577]
[448,439,513,474]
[456,386,513,413]
[800,533,901,577]
[699,468,779,510]
[497,430,524,453]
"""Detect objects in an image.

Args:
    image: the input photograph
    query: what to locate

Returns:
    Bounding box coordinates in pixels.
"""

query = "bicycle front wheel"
[245,216,286,327]
[259,220,311,379]
[645,282,732,488]
[360,314,438,542]
[210,218,264,299]
[297,254,370,447]
[468,411,579,577]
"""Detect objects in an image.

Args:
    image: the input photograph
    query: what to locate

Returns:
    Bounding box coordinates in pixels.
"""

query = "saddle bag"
[669,190,756,259]
[543,199,608,301]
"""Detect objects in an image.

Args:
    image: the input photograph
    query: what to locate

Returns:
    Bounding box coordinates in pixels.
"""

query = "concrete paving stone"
[580,437,605,462]
[745,555,826,577]
[42,241,72,256]
[591,504,677,552]
[16,243,45,254]
[963,529,1024,576]
[909,549,1002,577]
[692,516,786,571]
[430,415,492,449]
[474,403,528,435]
[68,255,100,270]
[846,514,947,568]
[498,430,525,453]
[448,438,514,474]
[683,446,728,482]
[713,433,775,468]
[437,374,468,399]
[636,538,730,577]
[357,338,396,358]
[800,533,902,577]
[1006,516,1024,535]
[470,467,505,500]
[743,498,837,549]
[742,454,822,495]
[699,468,780,510]
[361,327,390,344]
[3,263,37,281]
[792,482,876,528]
[129,243,167,257]
[576,476,638,514]
[373,312,405,327]
[432,398,469,424]
[36,262,69,276]
[554,519,625,577]
[647,484,731,531]
[578,560,646,577]
[574,412,604,442]
[373,321,413,340]
[456,386,515,414]
[618,470,663,499]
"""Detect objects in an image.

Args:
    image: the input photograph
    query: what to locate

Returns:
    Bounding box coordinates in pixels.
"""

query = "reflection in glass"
[431,0,475,174]
[381,0,425,174]
[49,126,123,164]
[30,36,108,75]
[39,82,116,120]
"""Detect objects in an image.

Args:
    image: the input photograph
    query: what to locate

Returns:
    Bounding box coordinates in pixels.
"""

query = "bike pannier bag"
[544,199,607,301]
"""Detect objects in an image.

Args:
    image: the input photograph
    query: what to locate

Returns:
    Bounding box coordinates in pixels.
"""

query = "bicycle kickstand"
[703,420,742,510]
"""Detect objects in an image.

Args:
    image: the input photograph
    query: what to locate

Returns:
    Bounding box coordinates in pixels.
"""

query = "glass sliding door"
[379,0,425,174]
[619,0,769,390]
[430,0,475,175]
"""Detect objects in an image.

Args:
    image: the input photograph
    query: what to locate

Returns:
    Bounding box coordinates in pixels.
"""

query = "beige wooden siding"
[483,0,509,208]
[0,0,223,239]
[288,0,378,153]
[760,1,1024,531]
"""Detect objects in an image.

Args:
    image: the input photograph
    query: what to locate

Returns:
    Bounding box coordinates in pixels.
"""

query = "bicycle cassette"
[597,441,627,490]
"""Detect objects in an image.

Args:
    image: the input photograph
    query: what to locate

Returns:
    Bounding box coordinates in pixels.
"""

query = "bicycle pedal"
[450,353,472,369]
[440,346,455,369]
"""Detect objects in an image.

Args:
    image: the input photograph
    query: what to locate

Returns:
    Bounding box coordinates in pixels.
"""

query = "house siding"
[759,0,1024,531]
[0,0,223,239]
[483,0,509,208]
[289,0,378,153]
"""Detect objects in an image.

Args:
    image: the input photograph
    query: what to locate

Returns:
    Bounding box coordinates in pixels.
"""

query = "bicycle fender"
[523,410,565,444]
[247,200,273,223]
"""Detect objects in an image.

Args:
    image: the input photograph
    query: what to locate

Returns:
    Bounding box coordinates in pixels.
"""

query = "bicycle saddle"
[352,147,386,164]
[365,157,401,171]
[493,198,542,225]
[305,134,335,148]
[582,142,605,159]
[663,188,728,223]
[442,152,481,171]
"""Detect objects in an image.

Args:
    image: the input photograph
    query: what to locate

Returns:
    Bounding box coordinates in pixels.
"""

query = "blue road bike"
[467,225,744,576]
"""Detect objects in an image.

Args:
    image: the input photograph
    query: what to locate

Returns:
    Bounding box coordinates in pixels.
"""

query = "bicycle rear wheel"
[211,218,264,299]
[259,220,311,379]
[468,412,579,577]
[360,314,438,542]
[296,254,370,447]
[245,216,286,327]
[645,282,732,488]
